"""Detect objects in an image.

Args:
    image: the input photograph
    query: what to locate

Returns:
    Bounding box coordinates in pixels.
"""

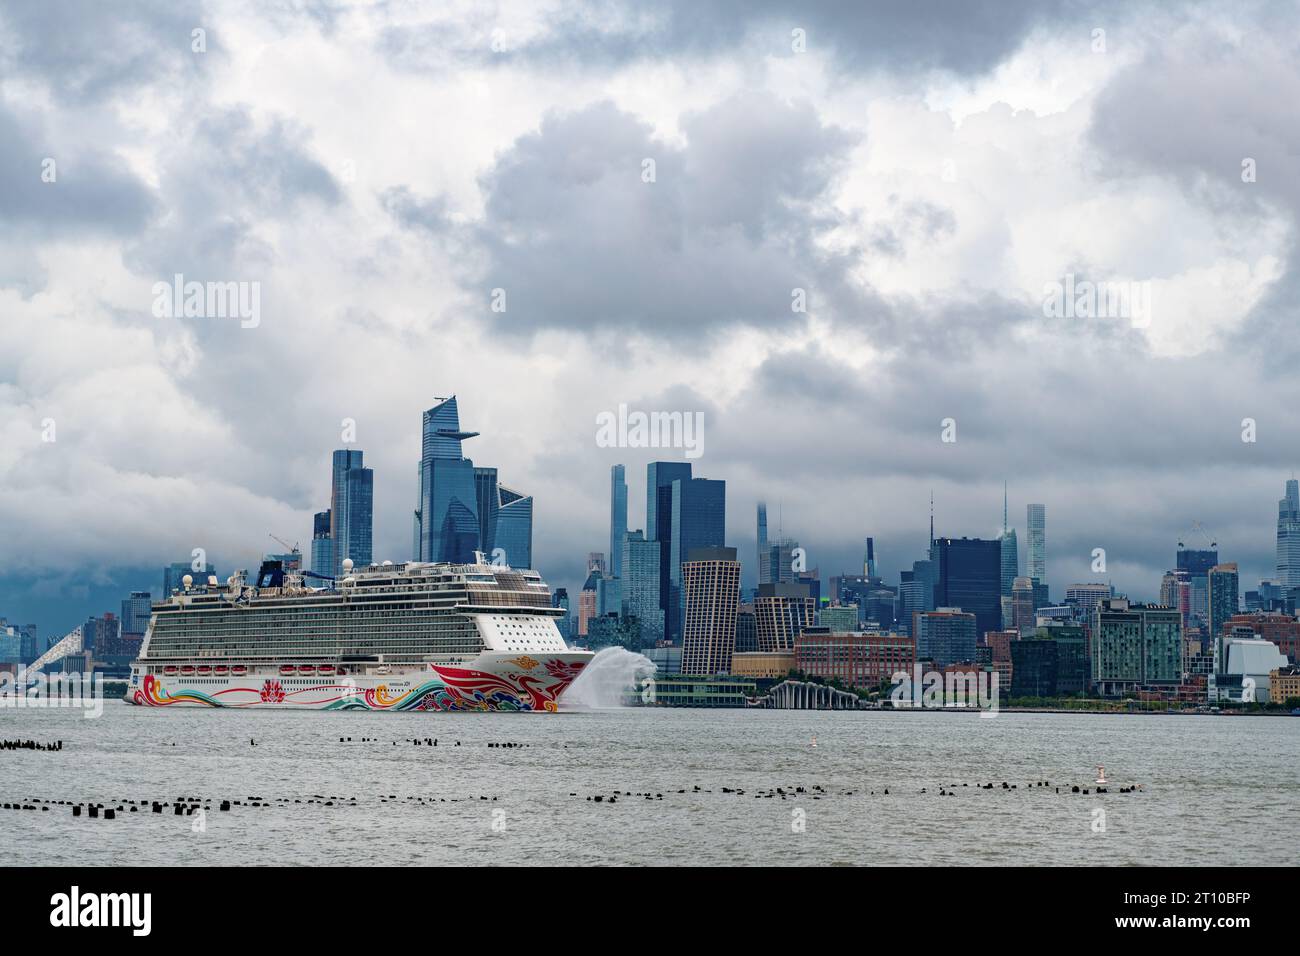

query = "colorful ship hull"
[129,652,590,712]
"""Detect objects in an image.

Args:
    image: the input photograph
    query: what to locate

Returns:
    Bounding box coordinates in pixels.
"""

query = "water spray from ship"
[562,647,655,710]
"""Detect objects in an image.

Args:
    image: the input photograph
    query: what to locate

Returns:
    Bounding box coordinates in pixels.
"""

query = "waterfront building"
[755,581,817,653]
[680,547,740,676]
[931,536,1002,638]
[609,465,627,579]
[730,650,796,680]
[644,643,682,675]
[1090,598,1181,696]
[912,608,977,668]
[794,627,916,689]
[1222,612,1300,664]
[1009,626,1086,698]
[1270,665,1300,705]
[1215,638,1289,703]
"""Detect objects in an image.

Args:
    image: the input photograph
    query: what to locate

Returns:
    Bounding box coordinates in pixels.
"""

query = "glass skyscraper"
[311,509,333,578]
[413,396,533,567]
[1277,479,1300,589]
[609,465,627,579]
[621,529,664,643]
[669,477,726,642]
[931,536,1002,638]
[331,449,373,576]
[646,461,692,639]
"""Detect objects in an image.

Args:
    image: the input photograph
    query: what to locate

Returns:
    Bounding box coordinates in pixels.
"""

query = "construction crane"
[1176,522,1216,550]
[269,533,301,554]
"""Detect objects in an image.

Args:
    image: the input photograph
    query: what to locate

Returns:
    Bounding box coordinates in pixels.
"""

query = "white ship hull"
[129,651,592,713]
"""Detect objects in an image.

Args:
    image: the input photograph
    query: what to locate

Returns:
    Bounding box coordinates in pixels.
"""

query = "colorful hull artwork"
[129,655,589,712]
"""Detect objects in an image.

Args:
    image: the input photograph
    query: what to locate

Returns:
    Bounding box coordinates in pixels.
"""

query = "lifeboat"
[180,665,195,676]
[163,665,178,676]
[196,665,212,676]
[231,665,248,676]
[213,665,229,676]
[317,665,335,676]
[279,665,295,676]
[298,664,316,675]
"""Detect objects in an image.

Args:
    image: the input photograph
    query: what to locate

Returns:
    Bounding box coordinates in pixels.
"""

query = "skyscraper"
[1208,562,1240,672]
[999,484,1018,597]
[1026,503,1045,586]
[680,546,740,676]
[931,537,1002,638]
[756,501,768,579]
[120,592,152,636]
[622,530,664,644]
[864,537,877,578]
[1277,479,1300,589]
[669,477,726,641]
[1177,545,1218,626]
[413,396,532,567]
[755,581,816,653]
[331,449,373,576]
[609,465,627,579]
[647,461,692,639]
[311,509,333,578]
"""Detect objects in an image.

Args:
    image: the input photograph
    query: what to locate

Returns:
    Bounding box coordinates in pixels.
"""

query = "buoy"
[1095,765,1109,785]
[811,735,818,748]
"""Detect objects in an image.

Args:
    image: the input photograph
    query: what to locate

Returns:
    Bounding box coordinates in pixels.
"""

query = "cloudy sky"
[2,0,1299,637]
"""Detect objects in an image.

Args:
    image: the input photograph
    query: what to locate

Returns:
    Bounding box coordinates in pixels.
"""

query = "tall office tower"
[999,485,1018,597]
[680,547,741,676]
[494,486,533,568]
[577,567,600,637]
[82,612,120,655]
[163,561,216,596]
[1026,503,1045,585]
[756,502,768,579]
[1277,479,1300,588]
[587,552,606,576]
[931,537,1002,639]
[414,396,481,564]
[755,581,817,653]
[551,588,571,641]
[1064,582,1113,618]
[1176,545,1218,625]
[669,477,726,642]
[622,530,665,644]
[912,608,977,668]
[311,509,333,578]
[331,449,373,576]
[1207,562,1240,670]
[609,465,628,579]
[1160,569,1192,630]
[473,466,500,555]
[267,551,302,572]
[120,592,153,636]
[1090,598,1182,696]
[760,537,799,586]
[1010,577,1036,633]
[596,574,622,617]
[897,558,936,636]
[647,462,692,638]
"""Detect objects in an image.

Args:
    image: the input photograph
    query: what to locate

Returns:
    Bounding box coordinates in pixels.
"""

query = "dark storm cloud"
[391,94,873,341]
[0,101,155,235]
[0,0,213,103]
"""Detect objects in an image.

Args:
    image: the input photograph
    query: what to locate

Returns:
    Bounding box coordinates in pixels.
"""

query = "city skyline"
[5,2,1300,641]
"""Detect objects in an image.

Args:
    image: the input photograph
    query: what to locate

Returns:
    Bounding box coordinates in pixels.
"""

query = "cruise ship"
[128,556,591,712]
